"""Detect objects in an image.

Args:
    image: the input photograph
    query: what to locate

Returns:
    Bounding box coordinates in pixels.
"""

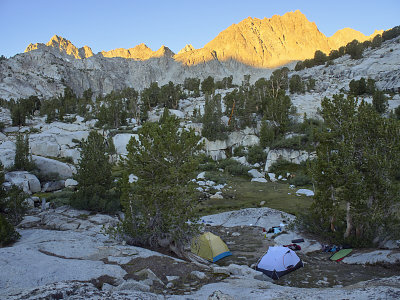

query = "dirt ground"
[119,224,400,294]
[122,255,228,295]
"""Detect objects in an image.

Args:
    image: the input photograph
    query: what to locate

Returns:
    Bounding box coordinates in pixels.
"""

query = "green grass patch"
[45,190,74,207]
[196,177,314,217]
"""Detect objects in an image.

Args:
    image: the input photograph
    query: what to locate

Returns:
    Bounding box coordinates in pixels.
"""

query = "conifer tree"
[263,89,292,137]
[0,163,25,247]
[71,131,117,212]
[120,109,203,257]
[372,90,388,114]
[310,94,400,245]
[259,119,275,148]
[202,94,227,141]
[13,134,34,171]
[201,76,215,95]
[289,75,305,94]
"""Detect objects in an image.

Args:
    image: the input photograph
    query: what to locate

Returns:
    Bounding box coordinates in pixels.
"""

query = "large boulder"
[42,180,66,192]
[29,123,89,159]
[169,109,185,119]
[60,146,81,163]
[202,129,259,161]
[227,131,259,148]
[248,169,264,178]
[203,138,227,152]
[0,132,7,141]
[29,134,60,157]
[112,134,139,156]
[203,138,227,160]
[296,189,314,197]
[0,141,16,168]
[4,171,41,194]
[65,178,78,188]
[32,155,76,180]
[264,149,314,172]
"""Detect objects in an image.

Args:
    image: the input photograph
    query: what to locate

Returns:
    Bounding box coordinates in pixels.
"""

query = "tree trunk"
[344,202,352,238]
[330,215,336,232]
[330,185,336,232]
[356,225,363,238]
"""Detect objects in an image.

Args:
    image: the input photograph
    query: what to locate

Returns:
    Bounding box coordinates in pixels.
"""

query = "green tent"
[191,232,232,262]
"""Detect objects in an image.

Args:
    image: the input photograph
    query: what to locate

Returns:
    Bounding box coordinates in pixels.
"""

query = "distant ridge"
[24,10,382,68]
[25,35,94,59]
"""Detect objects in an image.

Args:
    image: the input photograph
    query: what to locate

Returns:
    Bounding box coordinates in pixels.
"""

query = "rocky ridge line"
[24,10,382,68]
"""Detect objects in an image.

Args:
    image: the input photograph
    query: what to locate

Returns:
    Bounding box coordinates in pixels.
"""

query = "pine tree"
[121,109,203,257]
[372,90,388,114]
[313,50,327,65]
[201,76,215,95]
[289,75,305,94]
[345,39,364,59]
[0,163,24,247]
[71,131,117,212]
[310,94,400,245]
[259,119,275,148]
[263,89,292,137]
[13,134,34,171]
[202,94,227,141]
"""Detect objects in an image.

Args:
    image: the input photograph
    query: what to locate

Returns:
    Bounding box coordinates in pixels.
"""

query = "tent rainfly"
[191,232,232,262]
[256,246,303,280]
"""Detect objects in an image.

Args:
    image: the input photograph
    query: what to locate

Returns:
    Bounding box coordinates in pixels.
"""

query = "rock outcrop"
[203,128,260,160]
[175,10,381,68]
[4,171,41,194]
[328,28,383,50]
[101,43,154,60]
[32,155,76,180]
[264,148,316,172]
[25,35,94,59]
[1,11,396,104]
[100,43,174,60]
[177,44,195,54]
[112,133,139,156]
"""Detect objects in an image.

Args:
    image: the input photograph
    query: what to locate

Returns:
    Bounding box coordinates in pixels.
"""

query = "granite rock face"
[4,171,41,194]
[2,11,394,102]
[32,155,76,180]
[264,148,315,172]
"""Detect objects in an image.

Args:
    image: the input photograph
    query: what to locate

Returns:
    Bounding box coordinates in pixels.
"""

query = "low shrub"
[70,188,120,213]
[204,171,227,185]
[219,159,250,176]
[45,190,74,207]
[233,145,246,157]
[29,127,40,133]
[0,214,20,247]
[198,154,219,172]
[271,135,309,150]
[1,186,28,225]
[268,159,309,178]
[288,172,312,186]
[246,145,266,165]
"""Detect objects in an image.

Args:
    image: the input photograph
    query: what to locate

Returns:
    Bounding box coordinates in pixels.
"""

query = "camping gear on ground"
[284,244,301,251]
[256,246,304,280]
[267,226,282,234]
[191,232,232,262]
[291,238,304,243]
[322,244,343,252]
[330,248,353,262]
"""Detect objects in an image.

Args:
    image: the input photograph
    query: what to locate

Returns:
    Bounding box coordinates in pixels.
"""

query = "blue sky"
[1,0,399,58]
